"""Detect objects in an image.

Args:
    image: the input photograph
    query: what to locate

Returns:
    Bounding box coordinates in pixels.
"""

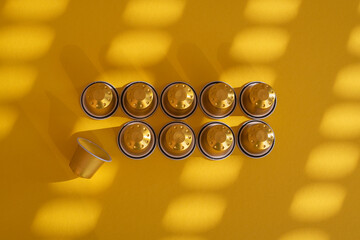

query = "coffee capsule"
[199,81,236,119]
[121,82,158,119]
[69,137,112,178]
[117,121,156,159]
[158,122,196,160]
[237,120,275,158]
[239,81,276,119]
[160,82,197,119]
[198,122,235,160]
[81,81,119,119]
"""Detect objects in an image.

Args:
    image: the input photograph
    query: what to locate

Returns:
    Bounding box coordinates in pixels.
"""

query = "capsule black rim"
[117,121,157,160]
[199,81,237,119]
[120,81,159,120]
[197,121,235,160]
[160,82,198,120]
[239,81,277,119]
[237,120,275,158]
[158,121,196,160]
[80,81,119,120]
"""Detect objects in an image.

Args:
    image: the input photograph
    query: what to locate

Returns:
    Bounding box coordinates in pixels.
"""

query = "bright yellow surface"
[0,0,359,239]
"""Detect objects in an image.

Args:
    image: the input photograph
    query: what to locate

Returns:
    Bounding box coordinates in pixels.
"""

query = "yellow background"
[0,0,360,239]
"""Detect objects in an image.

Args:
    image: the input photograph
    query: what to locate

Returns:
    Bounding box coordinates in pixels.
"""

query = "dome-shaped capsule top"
[198,122,235,160]
[81,81,119,119]
[121,82,158,119]
[161,82,197,119]
[239,81,276,119]
[200,81,236,119]
[117,121,156,159]
[238,120,275,158]
[159,122,196,160]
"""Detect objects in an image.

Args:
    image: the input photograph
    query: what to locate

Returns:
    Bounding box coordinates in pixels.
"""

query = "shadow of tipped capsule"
[237,120,275,158]
[239,81,277,119]
[199,81,236,119]
[198,122,235,160]
[81,81,119,119]
[117,121,156,159]
[160,82,197,119]
[121,81,158,119]
[158,122,196,160]
[69,137,112,178]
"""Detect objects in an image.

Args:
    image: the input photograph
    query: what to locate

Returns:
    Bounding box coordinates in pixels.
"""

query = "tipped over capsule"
[117,121,156,159]
[159,122,196,160]
[237,120,275,158]
[81,81,119,119]
[121,82,158,119]
[70,137,112,178]
[199,81,236,119]
[160,82,197,119]
[198,122,235,160]
[239,81,276,119]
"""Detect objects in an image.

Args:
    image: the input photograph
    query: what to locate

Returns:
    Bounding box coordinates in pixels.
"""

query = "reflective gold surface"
[122,82,158,119]
[161,82,197,119]
[240,81,276,118]
[199,122,235,160]
[69,137,112,179]
[4,1,359,239]
[118,121,156,159]
[81,81,118,119]
[238,120,275,158]
[200,82,236,119]
[159,122,195,159]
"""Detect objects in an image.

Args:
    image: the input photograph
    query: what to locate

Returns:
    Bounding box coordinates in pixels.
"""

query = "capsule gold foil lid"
[200,81,236,119]
[121,82,158,119]
[69,137,112,179]
[117,121,156,159]
[159,122,196,160]
[238,120,275,158]
[161,82,197,119]
[198,122,235,160]
[239,81,276,119]
[81,81,119,119]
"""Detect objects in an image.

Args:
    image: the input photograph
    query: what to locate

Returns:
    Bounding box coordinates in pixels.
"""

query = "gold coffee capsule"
[160,82,197,119]
[199,81,236,119]
[159,122,196,160]
[81,81,119,119]
[238,120,275,158]
[117,121,156,159]
[121,82,158,119]
[198,122,235,160]
[239,81,276,119]
[69,137,112,179]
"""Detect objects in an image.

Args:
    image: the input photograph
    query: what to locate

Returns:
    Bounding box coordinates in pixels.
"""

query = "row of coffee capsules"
[117,120,275,160]
[81,81,277,120]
